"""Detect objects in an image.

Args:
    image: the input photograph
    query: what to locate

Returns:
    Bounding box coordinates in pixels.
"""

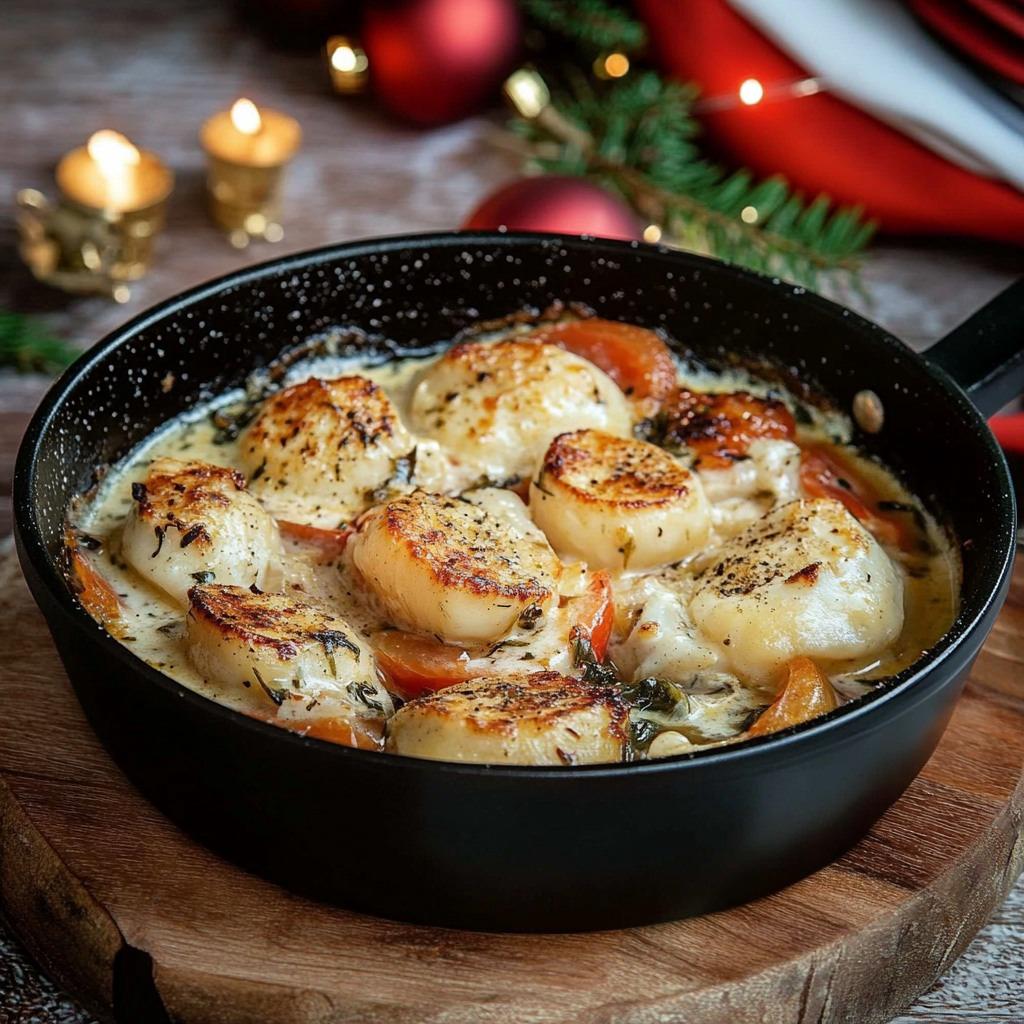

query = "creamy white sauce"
[73,332,960,755]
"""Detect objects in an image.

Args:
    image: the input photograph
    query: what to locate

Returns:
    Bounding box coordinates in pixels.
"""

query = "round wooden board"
[0,547,1022,1024]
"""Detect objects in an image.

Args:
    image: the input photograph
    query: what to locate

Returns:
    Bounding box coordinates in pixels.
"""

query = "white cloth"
[728,0,1024,190]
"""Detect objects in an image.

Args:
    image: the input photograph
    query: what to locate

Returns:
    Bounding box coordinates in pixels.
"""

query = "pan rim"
[13,230,1018,779]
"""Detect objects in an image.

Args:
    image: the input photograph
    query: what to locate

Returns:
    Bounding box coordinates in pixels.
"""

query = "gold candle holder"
[16,130,174,302]
[326,35,369,95]
[200,98,302,249]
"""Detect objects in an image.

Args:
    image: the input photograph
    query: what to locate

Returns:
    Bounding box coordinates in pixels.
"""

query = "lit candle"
[200,98,302,247]
[15,130,174,300]
[326,36,369,95]
[55,130,173,213]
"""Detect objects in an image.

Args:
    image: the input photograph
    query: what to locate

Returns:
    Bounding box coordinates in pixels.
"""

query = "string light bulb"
[693,76,827,114]
[738,78,765,106]
[505,68,550,119]
[594,52,630,80]
[502,68,594,152]
[740,205,759,224]
[642,223,663,243]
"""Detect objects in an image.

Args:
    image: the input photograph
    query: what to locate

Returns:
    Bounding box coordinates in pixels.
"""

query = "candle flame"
[86,130,141,171]
[231,98,262,136]
[331,45,358,73]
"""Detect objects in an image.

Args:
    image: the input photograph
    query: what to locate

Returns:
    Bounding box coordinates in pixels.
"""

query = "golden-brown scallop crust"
[539,429,696,510]
[695,499,869,599]
[132,459,247,551]
[422,672,630,741]
[187,584,363,661]
[389,671,631,762]
[246,375,401,454]
[365,491,558,601]
[412,340,561,443]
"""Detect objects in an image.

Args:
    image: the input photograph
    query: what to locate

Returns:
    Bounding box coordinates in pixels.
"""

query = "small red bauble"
[363,0,521,126]
[464,175,643,241]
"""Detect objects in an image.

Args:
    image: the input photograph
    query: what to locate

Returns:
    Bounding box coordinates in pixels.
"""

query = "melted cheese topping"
[73,327,960,761]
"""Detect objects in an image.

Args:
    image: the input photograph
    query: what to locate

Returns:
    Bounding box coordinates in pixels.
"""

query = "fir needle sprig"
[0,310,79,374]
[514,1,876,287]
[521,0,648,55]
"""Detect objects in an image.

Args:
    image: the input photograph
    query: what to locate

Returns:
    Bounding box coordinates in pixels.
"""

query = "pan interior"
[17,233,1015,762]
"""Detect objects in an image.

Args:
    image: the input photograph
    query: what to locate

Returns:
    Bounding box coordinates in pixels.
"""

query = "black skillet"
[13,232,1024,932]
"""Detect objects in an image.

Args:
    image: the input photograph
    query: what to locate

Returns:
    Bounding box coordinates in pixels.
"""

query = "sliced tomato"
[746,656,838,738]
[250,710,385,750]
[570,569,614,660]
[531,319,677,404]
[664,388,796,469]
[371,630,478,701]
[373,570,616,701]
[302,716,385,750]
[66,538,123,632]
[799,445,914,551]
[277,519,352,563]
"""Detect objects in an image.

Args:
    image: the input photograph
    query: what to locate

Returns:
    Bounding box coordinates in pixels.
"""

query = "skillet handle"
[926,279,1024,417]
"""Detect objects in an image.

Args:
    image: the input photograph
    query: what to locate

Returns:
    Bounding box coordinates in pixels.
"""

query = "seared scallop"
[385,672,629,765]
[186,583,393,725]
[409,340,632,482]
[122,457,282,606]
[348,491,561,645]
[689,498,904,683]
[529,429,711,570]
[240,376,415,527]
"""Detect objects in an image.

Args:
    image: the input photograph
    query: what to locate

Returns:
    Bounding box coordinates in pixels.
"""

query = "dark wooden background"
[1,1,1023,1020]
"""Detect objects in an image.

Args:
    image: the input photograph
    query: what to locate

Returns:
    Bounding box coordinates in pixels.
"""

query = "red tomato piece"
[249,710,385,751]
[664,388,796,469]
[66,537,123,632]
[373,570,616,701]
[277,519,352,563]
[302,716,385,751]
[570,569,614,660]
[746,657,838,738]
[799,445,913,551]
[371,631,477,702]
[531,319,678,404]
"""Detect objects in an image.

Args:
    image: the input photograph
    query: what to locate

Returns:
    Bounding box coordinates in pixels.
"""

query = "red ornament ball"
[464,175,643,241]
[363,0,521,126]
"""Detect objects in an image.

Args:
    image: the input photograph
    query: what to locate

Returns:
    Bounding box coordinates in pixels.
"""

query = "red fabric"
[910,0,1024,84]
[636,0,1024,241]
[963,0,1024,41]
[991,414,1024,455]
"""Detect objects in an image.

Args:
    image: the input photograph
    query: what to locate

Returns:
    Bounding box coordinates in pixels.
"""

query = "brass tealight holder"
[200,98,302,249]
[326,35,369,95]
[16,130,174,302]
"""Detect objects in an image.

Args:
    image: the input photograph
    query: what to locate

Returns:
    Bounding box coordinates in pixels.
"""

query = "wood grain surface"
[0,547,1022,1024]
[1,1,1023,1020]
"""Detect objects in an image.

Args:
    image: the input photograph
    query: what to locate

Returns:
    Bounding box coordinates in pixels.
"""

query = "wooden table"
[1,1,1022,1020]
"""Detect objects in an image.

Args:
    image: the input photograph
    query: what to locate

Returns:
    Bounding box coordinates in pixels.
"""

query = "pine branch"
[511,68,876,287]
[520,0,647,55]
[0,310,79,374]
